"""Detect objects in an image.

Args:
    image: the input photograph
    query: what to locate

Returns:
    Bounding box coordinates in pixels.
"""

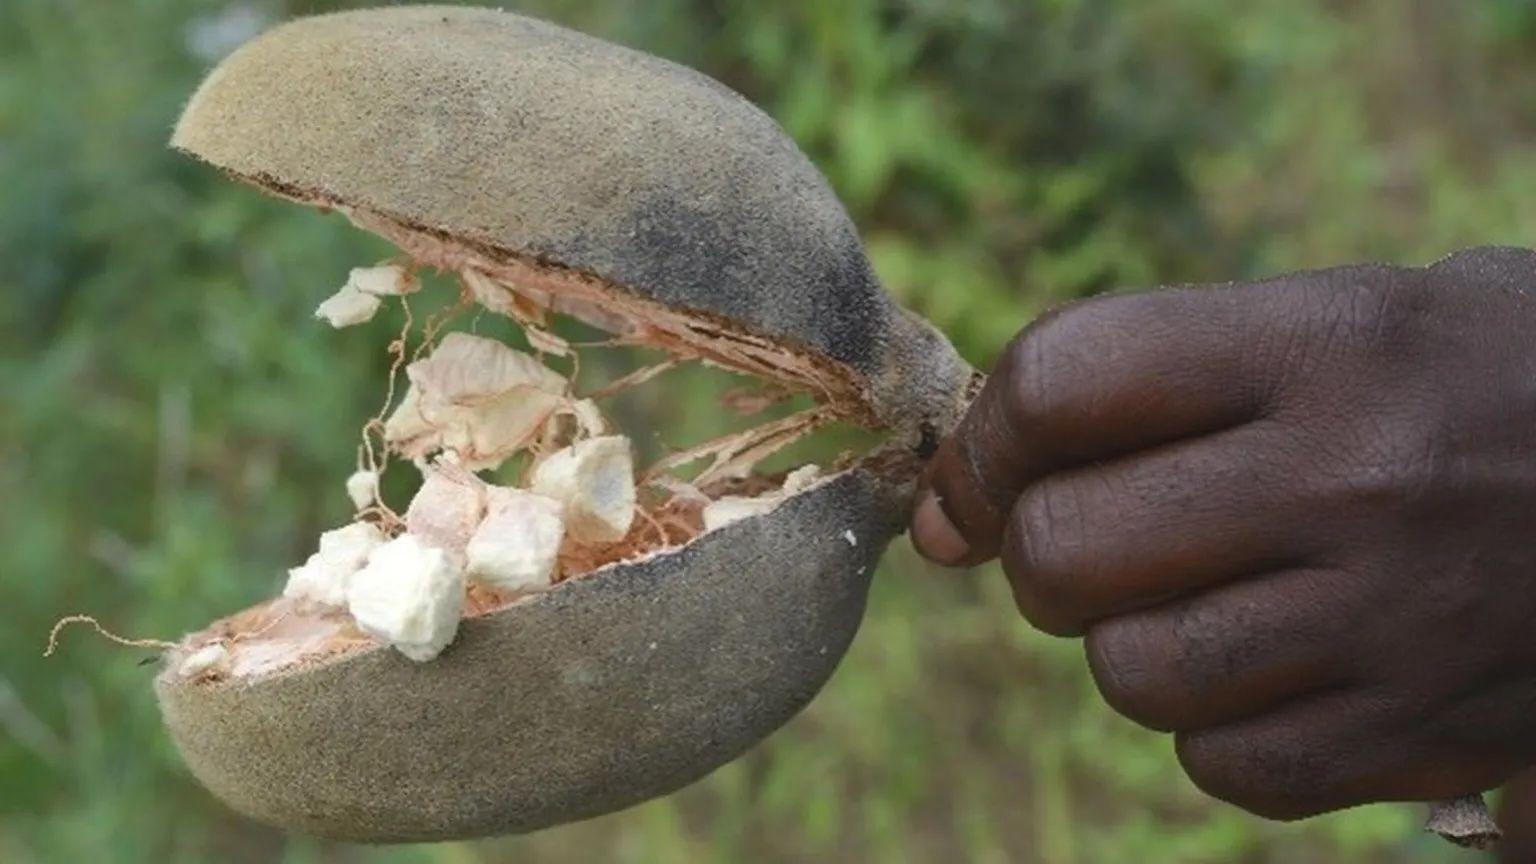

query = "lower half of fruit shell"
[155,466,907,842]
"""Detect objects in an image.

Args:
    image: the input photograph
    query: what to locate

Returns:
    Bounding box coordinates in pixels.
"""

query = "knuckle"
[1318,264,1435,361]
[1264,264,1423,376]
[1168,592,1275,693]
[1004,483,1088,634]
[997,301,1104,435]
[1361,271,1434,356]
[1311,413,1445,512]
[1175,728,1332,821]
[996,328,1053,434]
[1085,617,1182,732]
[1314,268,1398,346]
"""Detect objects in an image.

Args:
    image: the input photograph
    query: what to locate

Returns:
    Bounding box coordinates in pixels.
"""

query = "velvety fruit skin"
[156,469,907,841]
[171,5,973,433]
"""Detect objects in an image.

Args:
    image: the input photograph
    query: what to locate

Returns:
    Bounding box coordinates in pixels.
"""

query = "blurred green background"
[5,1,1536,862]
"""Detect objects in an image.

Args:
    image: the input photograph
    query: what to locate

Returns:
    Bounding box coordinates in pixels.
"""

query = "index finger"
[911,281,1284,566]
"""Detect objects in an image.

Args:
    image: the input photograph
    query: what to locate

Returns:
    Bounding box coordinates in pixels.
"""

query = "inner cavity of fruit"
[178,250,878,680]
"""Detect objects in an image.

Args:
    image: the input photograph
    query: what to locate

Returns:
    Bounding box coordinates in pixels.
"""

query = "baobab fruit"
[155,5,974,844]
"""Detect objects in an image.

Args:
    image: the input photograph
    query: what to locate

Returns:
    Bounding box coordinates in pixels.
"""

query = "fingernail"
[913,492,970,565]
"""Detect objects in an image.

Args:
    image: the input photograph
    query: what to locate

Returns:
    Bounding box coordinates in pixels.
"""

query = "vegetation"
[5,1,1534,861]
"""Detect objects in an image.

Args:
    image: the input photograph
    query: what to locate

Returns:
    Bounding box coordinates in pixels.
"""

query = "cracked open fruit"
[156,5,974,842]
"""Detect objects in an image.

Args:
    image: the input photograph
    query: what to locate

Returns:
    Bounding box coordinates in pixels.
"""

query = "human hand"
[912,247,1536,820]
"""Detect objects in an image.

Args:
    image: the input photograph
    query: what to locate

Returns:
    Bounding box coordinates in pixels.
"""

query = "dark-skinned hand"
[911,246,1536,820]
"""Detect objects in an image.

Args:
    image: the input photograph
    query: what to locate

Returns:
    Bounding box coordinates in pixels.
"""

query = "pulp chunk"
[702,465,822,531]
[405,466,485,561]
[702,495,780,531]
[283,521,386,608]
[569,398,607,437]
[466,488,564,591]
[347,263,419,297]
[781,464,823,494]
[347,535,464,662]
[460,268,518,317]
[530,435,636,544]
[460,269,570,357]
[314,284,381,328]
[346,469,380,511]
[384,332,568,470]
[178,643,230,678]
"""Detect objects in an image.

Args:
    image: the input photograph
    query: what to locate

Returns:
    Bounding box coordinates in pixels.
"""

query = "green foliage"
[4,0,1532,861]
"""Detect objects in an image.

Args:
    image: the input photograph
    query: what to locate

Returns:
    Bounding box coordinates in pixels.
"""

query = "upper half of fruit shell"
[171,4,974,437]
